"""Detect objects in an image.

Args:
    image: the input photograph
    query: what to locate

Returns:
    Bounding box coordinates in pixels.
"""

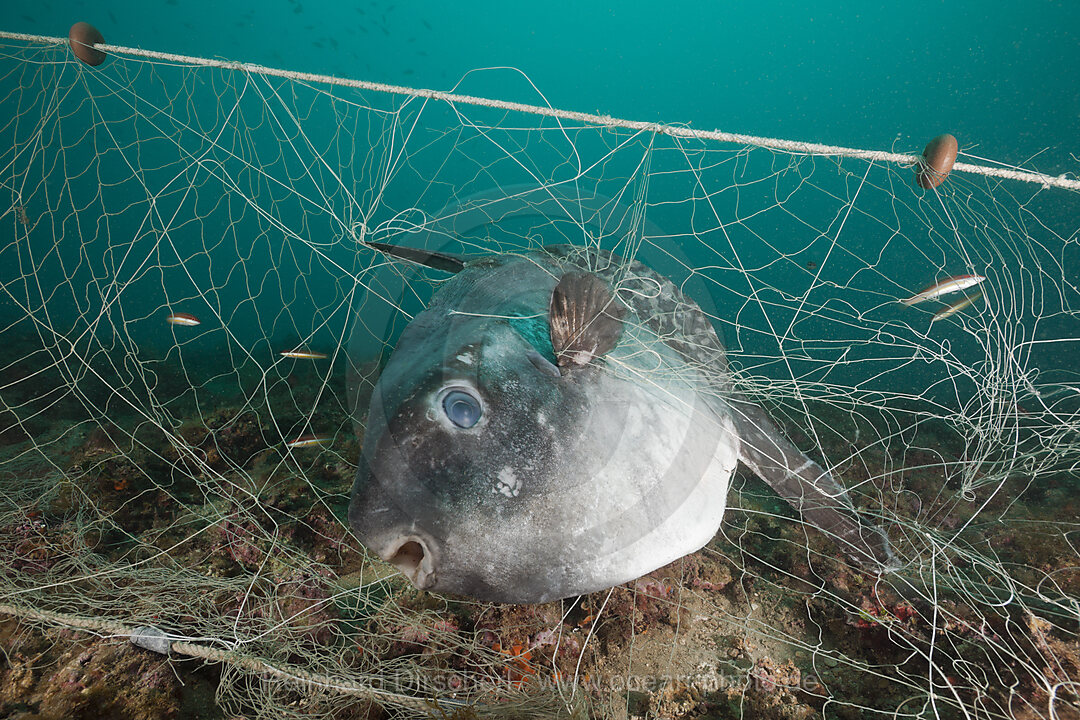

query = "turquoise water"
[2,0,1077,401]
[2,0,1078,174]
[1,5,1080,717]
[2,1,1078,416]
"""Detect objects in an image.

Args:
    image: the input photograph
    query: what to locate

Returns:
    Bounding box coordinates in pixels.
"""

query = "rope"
[2,30,1078,192]
[0,602,461,714]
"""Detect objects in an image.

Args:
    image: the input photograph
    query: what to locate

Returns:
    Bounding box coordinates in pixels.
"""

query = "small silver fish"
[286,434,331,449]
[900,274,986,306]
[280,349,328,360]
[931,291,983,323]
[165,312,200,326]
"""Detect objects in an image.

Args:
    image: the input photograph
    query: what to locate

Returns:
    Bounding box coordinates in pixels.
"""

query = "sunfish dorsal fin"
[364,241,467,274]
[548,272,625,370]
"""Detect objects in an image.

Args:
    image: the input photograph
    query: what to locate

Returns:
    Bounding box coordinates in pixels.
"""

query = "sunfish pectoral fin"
[363,240,468,274]
[731,400,898,571]
[548,271,625,371]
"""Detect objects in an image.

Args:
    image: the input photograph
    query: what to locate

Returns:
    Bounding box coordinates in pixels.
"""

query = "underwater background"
[3,0,1078,376]
[1,2,1080,720]
[2,0,1079,174]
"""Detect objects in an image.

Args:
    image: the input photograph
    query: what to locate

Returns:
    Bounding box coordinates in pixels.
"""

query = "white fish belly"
[597,413,737,581]
[577,341,740,585]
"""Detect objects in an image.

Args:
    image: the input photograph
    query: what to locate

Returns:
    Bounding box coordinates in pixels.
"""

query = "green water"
[3,0,1078,173]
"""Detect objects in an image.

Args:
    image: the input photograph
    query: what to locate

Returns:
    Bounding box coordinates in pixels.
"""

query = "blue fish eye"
[443,389,482,428]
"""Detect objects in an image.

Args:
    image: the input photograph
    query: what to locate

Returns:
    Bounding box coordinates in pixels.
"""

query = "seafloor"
[0,335,1078,720]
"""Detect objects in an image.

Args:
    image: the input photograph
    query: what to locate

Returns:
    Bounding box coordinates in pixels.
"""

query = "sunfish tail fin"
[730,400,897,571]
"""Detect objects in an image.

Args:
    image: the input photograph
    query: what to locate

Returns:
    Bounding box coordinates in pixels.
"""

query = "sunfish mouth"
[380,534,437,590]
[350,462,441,590]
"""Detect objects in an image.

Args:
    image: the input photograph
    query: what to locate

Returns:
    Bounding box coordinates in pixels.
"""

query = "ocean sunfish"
[348,242,894,603]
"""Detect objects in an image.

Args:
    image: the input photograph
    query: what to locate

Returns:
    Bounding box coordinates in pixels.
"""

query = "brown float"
[916,133,958,189]
[68,22,106,67]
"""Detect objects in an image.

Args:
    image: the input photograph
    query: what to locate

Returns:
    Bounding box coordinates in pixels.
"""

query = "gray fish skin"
[349,245,893,603]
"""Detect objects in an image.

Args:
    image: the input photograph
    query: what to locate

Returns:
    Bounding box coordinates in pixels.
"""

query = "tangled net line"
[0,30,1079,720]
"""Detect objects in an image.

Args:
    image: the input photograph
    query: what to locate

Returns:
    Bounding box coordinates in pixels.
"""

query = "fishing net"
[1,30,1079,720]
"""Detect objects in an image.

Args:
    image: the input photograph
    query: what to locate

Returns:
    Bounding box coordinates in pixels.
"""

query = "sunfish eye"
[442,389,482,428]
